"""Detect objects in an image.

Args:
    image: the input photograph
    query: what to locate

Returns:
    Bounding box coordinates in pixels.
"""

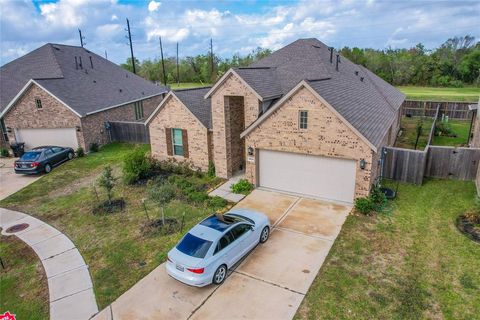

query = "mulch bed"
[456,215,480,243]
[92,199,125,215]
[141,218,180,235]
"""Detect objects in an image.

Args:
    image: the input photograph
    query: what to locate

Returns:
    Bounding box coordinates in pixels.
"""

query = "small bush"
[231,179,254,195]
[123,148,152,184]
[76,147,85,157]
[159,159,194,176]
[370,186,388,212]
[97,166,117,205]
[0,148,9,157]
[209,196,228,209]
[89,143,99,153]
[435,122,456,137]
[355,197,374,215]
[187,191,209,204]
[148,182,176,206]
[207,161,216,177]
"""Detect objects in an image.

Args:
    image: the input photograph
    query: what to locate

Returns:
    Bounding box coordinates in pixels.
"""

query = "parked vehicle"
[14,146,75,174]
[167,209,270,286]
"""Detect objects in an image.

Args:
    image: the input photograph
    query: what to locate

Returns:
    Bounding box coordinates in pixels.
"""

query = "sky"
[0,0,479,65]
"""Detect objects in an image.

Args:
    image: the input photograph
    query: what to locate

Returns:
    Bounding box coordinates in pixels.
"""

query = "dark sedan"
[14,146,75,174]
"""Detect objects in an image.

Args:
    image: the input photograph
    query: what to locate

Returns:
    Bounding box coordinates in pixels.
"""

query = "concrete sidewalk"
[0,207,98,320]
[208,172,246,203]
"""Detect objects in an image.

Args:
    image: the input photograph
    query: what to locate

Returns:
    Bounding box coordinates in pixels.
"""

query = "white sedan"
[166,208,270,286]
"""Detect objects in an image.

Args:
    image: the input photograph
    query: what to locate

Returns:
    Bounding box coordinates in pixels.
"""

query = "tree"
[98,166,117,205]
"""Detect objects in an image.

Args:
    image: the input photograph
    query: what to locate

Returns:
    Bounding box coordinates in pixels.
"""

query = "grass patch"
[397,86,480,102]
[0,235,49,320]
[169,82,210,90]
[432,119,471,147]
[296,179,480,319]
[0,143,227,309]
[395,116,434,150]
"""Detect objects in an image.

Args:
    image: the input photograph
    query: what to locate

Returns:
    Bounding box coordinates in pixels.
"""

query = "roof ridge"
[47,44,66,79]
[174,86,212,92]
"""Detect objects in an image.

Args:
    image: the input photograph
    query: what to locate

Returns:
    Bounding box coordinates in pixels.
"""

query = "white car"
[166,208,270,286]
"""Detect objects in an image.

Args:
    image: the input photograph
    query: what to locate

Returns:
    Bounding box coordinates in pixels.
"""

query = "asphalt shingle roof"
[242,38,405,148]
[174,87,212,129]
[0,43,168,116]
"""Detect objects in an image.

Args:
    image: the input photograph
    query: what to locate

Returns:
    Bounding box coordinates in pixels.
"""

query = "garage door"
[15,128,79,150]
[258,149,356,203]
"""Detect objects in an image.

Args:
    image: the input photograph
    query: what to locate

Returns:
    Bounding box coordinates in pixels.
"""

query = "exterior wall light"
[359,158,366,170]
[247,146,254,156]
[76,126,81,132]
[6,127,12,133]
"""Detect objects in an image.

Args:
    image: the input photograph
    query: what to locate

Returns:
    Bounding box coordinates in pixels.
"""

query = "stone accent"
[244,86,375,199]
[148,95,211,171]
[211,73,261,178]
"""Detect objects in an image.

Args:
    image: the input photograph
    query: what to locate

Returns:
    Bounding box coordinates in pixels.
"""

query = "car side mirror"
[250,225,255,231]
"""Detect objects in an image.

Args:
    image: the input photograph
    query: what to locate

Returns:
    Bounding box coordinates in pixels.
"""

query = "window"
[299,110,308,129]
[172,128,184,156]
[52,147,63,153]
[176,233,212,259]
[214,232,235,255]
[230,224,251,240]
[44,149,54,157]
[134,101,144,120]
[35,98,43,109]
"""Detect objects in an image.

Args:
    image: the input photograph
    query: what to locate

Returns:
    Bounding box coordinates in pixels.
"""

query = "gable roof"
[146,87,212,129]
[0,43,168,117]
[236,38,405,149]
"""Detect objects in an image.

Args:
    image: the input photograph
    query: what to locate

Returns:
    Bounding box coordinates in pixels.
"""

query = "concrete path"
[0,207,98,320]
[209,171,246,203]
[92,189,351,320]
[0,157,41,200]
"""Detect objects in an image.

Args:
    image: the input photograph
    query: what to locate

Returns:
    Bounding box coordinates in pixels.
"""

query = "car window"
[214,231,235,255]
[52,147,63,153]
[20,151,41,161]
[230,224,251,240]
[44,149,54,157]
[176,233,212,259]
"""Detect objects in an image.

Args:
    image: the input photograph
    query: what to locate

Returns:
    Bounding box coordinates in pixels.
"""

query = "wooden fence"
[382,147,427,184]
[108,121,149,144]
[401,100,474,120]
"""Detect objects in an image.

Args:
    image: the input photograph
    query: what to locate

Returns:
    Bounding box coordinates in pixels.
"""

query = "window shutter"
[182,129,189,158]
[165,128,173,156]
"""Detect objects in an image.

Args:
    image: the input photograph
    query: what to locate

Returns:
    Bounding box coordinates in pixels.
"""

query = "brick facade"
[148,95,211,171]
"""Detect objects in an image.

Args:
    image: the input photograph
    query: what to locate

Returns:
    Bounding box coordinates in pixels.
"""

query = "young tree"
[98,166,117,205]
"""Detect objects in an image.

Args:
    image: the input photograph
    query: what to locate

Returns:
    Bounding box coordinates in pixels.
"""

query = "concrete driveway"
[0,157,41,200]
[93,189,351,320]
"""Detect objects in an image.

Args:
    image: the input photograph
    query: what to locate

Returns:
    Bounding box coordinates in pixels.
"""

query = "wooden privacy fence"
[401,100,474,120]
[107,121,149,144]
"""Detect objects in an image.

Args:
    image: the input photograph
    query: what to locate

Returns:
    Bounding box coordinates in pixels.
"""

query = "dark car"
[14,146,75,174]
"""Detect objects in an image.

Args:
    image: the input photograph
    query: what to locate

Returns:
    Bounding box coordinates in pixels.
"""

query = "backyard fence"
[401,100,474,120]
[108,121,149,144]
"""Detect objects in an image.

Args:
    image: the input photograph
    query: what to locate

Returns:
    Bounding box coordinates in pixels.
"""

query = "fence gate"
[425,146,480,180]
[107,121,149,144]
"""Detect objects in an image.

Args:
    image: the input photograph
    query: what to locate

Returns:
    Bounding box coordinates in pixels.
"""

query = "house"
[149,38,405,203]
[0,44,168,151]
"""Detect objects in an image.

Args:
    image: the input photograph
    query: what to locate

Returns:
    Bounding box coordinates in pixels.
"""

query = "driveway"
[0,157,41,200]
[93,189,351,320]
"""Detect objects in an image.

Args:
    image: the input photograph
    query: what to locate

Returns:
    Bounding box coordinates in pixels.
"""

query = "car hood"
[168,247,205,268]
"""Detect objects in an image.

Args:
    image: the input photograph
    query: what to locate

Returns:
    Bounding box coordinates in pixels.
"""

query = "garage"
[14,128,79,150]
[258,149,357,203]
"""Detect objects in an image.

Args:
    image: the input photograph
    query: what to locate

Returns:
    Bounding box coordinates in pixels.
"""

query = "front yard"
[297,179,480,319]
[0,143,227,309]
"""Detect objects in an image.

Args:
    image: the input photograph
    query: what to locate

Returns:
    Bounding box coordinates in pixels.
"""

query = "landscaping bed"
[395,116,434,150]
[296,179,480,319]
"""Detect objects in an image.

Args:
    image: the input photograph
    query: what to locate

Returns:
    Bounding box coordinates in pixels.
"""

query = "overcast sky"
[1,0,479,65]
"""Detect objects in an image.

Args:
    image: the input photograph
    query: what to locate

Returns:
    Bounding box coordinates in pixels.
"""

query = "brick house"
[151,38,405,203]
[0,44,168,151]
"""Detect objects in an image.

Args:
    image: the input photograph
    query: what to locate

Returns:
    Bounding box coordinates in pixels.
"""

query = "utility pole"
[176,42,180,84]
[104,50,108,60]
[210,38,214,82]
[78,29,85,47]
[126,18,136,74]
[159,37,167,86]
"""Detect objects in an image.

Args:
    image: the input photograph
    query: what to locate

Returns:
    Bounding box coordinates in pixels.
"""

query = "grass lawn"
[432,119,471,147]
[395,116,434,150]
[169,82,210,90]
[0,143,226,309]
[296,179,480,320]
[0,235,49,320]
[398,86,480,102]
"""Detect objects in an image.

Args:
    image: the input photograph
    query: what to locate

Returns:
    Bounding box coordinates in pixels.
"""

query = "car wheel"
[67,152,74,160]
[260,226,270,243]
[44,163,52,174]
[213,264,227,285]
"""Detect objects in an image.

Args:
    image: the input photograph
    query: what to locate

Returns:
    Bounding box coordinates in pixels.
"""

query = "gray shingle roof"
[0,43,168,116]
[174,87,212,129]
[234,68,282,99]
[242,38,405,148]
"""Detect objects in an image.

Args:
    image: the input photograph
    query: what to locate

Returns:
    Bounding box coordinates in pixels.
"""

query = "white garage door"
[15,128,79,150]
[258,149,357,203]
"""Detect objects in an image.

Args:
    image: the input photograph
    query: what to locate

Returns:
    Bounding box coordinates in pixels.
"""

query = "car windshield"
[176,233,212,259]
[20,151,41,161]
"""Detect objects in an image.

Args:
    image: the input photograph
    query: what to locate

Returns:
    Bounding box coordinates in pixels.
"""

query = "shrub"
[207,161,216,177]
[0,148,9,157]
[76,147,85,157]
[354,197,374,215]
[231,179,254,195]
[159,159,194,176]
[148,182,176,206]
[370,186,388,212]
[208,196,228,209]
[123,148,152,184]
[435,122,456,137]
[187,191,209,204]
[97,166,117,205]
[89,143,99,153]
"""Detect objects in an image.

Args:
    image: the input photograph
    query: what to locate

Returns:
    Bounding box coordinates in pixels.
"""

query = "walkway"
[208,171,246,203]
[0,207,98,320]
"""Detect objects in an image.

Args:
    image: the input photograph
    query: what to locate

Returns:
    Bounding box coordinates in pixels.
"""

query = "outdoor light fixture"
[6,127,12,133]
[76,126,81,132]
[359,159,366,170]
[247,146,254,156]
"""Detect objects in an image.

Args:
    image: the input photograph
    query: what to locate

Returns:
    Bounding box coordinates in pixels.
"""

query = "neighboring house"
[0,44,168,151]
[151,38,405,203]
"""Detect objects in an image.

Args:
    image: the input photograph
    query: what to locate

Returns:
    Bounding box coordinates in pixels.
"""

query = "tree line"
[121,35,479,87]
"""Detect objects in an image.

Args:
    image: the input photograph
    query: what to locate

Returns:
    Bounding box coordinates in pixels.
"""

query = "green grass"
[296,179,480,320]
[432,119,471,147]
[395,116,434,150]
[398,86,480,102]
[0,143,226,309]
[169,82,210,90]
[0,235,49,320]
